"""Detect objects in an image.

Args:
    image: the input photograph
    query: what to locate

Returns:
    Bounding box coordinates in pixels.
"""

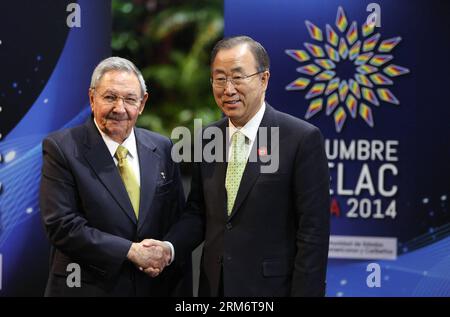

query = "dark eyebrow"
[212,69,226,75]
[101,89,116,94]
[101,89,138,98]
[230,67,245,73]
[212,66,245,75]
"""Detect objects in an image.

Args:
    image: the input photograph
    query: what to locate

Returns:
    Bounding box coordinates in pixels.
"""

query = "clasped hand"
[127,239,171,277]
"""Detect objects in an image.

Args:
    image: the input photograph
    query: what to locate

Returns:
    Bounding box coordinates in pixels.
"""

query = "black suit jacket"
[166,104,330,297]
[40,118,191,296]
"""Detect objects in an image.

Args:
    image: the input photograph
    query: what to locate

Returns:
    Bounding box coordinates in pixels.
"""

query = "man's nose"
[112,99,127,113]
[224,79,237,95]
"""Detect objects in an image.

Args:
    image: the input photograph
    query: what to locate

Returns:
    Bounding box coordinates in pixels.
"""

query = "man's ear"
[262,71,270,91]
[139,92,149,115]
[88,88,95,111]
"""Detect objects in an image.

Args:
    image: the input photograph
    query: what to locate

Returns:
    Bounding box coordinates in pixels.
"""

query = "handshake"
[127,239,171,277]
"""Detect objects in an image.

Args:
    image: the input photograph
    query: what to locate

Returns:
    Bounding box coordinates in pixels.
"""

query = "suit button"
[226,223,232,230]
[217,256,223,264]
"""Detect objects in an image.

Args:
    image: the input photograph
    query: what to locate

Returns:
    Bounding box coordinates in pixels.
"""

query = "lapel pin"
[258,146,268,157]
[160,172,166,180]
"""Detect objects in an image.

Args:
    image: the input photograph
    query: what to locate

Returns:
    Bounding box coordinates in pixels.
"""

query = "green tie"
[115,145,140,218]
[225,131,248,216]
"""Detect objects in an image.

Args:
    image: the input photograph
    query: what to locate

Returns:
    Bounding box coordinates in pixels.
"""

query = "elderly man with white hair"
[40,57,191,297]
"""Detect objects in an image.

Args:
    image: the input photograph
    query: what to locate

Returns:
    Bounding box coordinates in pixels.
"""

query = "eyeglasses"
[94,90,142,108]
[210,71,265,88]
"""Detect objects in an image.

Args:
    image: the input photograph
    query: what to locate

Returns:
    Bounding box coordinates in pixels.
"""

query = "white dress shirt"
[94,119,175,264]
[94,118,141,186]
[227,102,266,161]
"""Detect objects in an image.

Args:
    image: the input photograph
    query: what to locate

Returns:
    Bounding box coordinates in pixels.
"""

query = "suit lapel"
[83,118,137,224]
[135,129,158,232]
[228,104,277,219]
[209,120,228,219]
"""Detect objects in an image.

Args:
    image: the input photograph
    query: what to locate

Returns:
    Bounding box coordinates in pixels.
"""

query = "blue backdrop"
[0,0,110,296]
[225,0,450,296]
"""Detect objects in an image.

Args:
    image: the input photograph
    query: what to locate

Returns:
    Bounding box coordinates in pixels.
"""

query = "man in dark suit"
[157,36,330,296]
[39,57,191,296]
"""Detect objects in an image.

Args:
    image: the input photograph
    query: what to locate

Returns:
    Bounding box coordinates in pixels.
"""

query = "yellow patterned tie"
[115,145,140,218]
[225,131,248,216]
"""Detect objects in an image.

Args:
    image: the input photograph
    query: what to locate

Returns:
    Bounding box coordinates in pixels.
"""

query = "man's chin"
[222,107,242,118]
[105,126,131,143]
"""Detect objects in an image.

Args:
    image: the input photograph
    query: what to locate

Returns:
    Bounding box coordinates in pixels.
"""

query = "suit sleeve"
[162,142,195,297]
[291,127,330,297]
[40,137,132,279]
[164,160,205,260]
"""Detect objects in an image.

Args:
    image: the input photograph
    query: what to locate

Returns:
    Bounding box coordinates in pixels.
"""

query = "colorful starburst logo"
[285,7,410,132]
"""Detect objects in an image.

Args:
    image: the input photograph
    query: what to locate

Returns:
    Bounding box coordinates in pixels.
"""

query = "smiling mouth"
[223,100,240,106]
[107,116,128,122]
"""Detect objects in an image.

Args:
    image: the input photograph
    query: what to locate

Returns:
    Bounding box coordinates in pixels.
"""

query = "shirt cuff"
[164,241,175,265]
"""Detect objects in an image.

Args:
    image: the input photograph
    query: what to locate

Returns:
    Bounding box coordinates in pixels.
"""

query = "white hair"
[90,56,147,96]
